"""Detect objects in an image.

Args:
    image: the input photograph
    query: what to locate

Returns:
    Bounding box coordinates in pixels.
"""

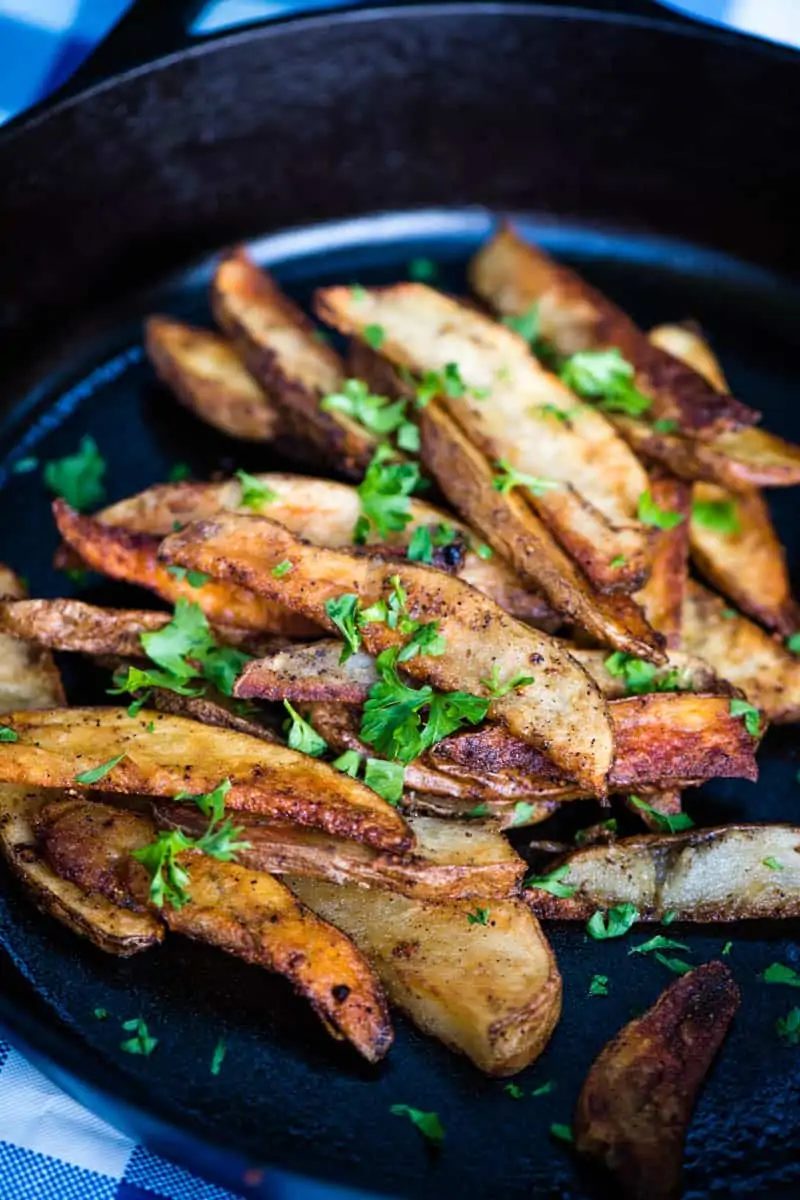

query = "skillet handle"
[59,0,714,97]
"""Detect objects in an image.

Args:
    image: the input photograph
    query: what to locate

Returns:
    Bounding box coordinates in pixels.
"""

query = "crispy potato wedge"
[420,401,663,657]
[647,322,728,393]
[149,688,280,742]
[38,799,392,1061]
[160,513,614,793]
[430,693,761,788]
[316,282,651,593]
[0,708,411,852]
[53,500,319,637]
[682,581,800,723]
[0,787,162,955]
[212,249,376,476]
[469,225,757,436]
[524,825,800,921]
[95,473,554,626]
[0,567,65,711]
[288,876,561,1075]
[160,807,524,900]
[574,962,739,1200]
[145,316,283,441]
[635,471,691,648]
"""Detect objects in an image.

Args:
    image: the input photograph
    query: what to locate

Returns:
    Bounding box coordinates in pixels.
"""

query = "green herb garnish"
[629,935,690,957]
[408,257,438,282]
[467,906,490,926]
[589,974,609,997]
[120,1018,158,1057]
[44,436,106,511]
[210,1038,227,1075]
[492,459,560,497]
[283,702,328,757]
[390,1105,445,1144]
[355,444,426,543]
[692,497,741,535]
[524,864,575,898]
[235,469,277,511]
[504,1082,524,1099]
[628,795,694,834]
[729,697,761,737]
[74,753,126,785]
[603,651,680,696]
[480,665,534,698]
[637,490,685,530]
[550,1123,574,1145]
[761,963,800,988]
[776,1008,800,1045]
[364,324,385,350]
[0,725,18,743]
[587,904,639,940]
[363,758,405,805]
[559,348,651,417]
[271,559,293,578]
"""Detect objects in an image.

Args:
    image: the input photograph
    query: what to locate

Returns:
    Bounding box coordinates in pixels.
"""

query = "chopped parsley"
[467,802,489,818]
[321,378,408,439]
[168,462,191,482]
[12,456,38,474]
[575,818,618,846]
[390,1105,445,1144]
[397,620,446,663]
[271,559,293,578]
[351,284,367,301]
[44,436,106,511]
[64,566,90,586]
[587,904,639,940]
[692,497,741,535]
[120,1018,158,1057]
[0,725,18,743]
[603,651,680,696]
[407,522,458,565]
[786,632,800,653]
[656,953,693,975]
[662,910,677,926]
[166,566,211,588]
[722,941,733,956]
[235,469,277,511]
[324,593,362,662]
[610,554,626,569]
[283,702,328,758]
[332,749,362,778]
[408,257,438,282]
[589,974,609,997]
[74,753,127,785]
[628,794,694,834]
[415,362,470,407]
[652,418,679,433]
[559,348,651,417]
[504,1082,524,1099]
[475,542,493,560]
[761,963,800,988]
[637,490,685,530]
[510,801,538,827]
[93,1007,109,1020]
[503,304,540,345]
[364,324,385,350]
[492,459,560,497]
[729,697,761,737]
[531,1080,556,1097]
[124,598,251,699]
[480,665,534,699]
[354,444,427,543]
[722,608,739,620]
[132,799,250,909]
[763,857,784,871]
[467,906,490,926]
[549,1123,574,1145]
[776,1008,800,1045]
[629,935,690,957]
[175,779,232,824]
[210,1038,227,1075]
[524,864,575,898]
[363,758,405,805]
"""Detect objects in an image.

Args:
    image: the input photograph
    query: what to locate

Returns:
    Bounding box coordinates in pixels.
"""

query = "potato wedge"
[149,688,280,742]
[211,249,376,476]
[572,648,731,700]
[160,807,524,900]
[95,473,554,627]
[682,581,800,723]
[145,315,283,441]
[647,321,728,393]
[420,401,663,657]
[0,567,65,711]
[160,513,614,793]
[635,471,691,648]
[0,708,411,852]
[524,825,800,921]
[315,283,651,593]
[469,225,757,436]
[288,876,561,1075]
[53,500,319,637]
[574,962,739,1200]
[38,799,392,1061]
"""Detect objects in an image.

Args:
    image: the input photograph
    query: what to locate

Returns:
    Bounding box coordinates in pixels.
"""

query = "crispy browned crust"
[160,513,614,794]
[574,962,739,1200]
[470,226,757,437]
[420,401,664,658]
[149,689,280,742]
[289,876,562,1076]
[316,281,651,594]
[236,643,379,704]
[52,499,319,637]
[0,598,172,657]
[690,483,799,635]
[0,568,66,711]
[145,315,284,442]
[159,806,525,900]
[682,580,800,723]
[635,471,691,648]
[38,799,393,1061]
[0,708,412,852]
[211,249,375,477]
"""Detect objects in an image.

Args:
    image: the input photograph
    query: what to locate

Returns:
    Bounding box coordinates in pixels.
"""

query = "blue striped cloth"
[0,2,797,1199]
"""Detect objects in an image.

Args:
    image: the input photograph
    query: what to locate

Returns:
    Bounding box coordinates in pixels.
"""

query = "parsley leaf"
[475,542,493,561]
[407,523,458,565]
[332,750,362,778]
[776,1008,800,1045]
[587,904,639,940]
[503,304,540,344]
[787,632,800,654]
[662,910,677,926]
[510,801,538,827]
[467,802,489,819]
[730,697,762,737]
[283,702,328,758]
[175,779,232,824]
[524,864,575,898]
[364,324,385,350]
[324,593,363,662]
[559,348,651,416]
[629,935,690,957]
[168,462,191,482]
[166,566,211,588]
[480,665,534,698]
[610,554,626,569]
[408,257,438,282]
[397,621,446,663]
[74,753,126,785]
[638,490,685,530]
[722,941,732,955]
[321,378,408,438]
[550,1123,574,1145]
[236,469,277,511]
[131,830,194,908]
[628,794,694,834]
[194,817,251,862]
[415,362,469,407]
[692,497,741,535]
[492,458,560,497]
[761,963,800,988]
[531,1080,556,1097]
[390,1105,445,1144]
[44,436,106,511]
[0,725,18,743]
[135,599,250,698]
[763,856,784,871]
[467,906,490,926]
[210,1038,226,1075]
[603,651,680,696]
[271,559,293,578]
[93,1007,109,1020]
[504,1082,524,1099]
[12,456,38,474]
[652,418,679,433]
[363,758,405,805]
[655,952,693,975]
[589,974,609,997]
[120,1018,158,1057]
[355,445,426,542]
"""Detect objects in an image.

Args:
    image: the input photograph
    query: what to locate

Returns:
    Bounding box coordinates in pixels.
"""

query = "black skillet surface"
[1,4,800,1198]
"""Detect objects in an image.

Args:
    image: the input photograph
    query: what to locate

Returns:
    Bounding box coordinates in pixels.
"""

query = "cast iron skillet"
[0,2,799,1196]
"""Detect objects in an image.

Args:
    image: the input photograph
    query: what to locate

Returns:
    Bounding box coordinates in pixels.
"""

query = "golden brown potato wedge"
[211,249,376,476]
[0,567,65,711]
[682,581,800,723]
[53,500,319,637]
[288,876,561,1075]
[0,708,411,852]
[145,316,284,441]
[647,322,728,393]
[315,282,651,593]
[160,513,614,794]
[420,401,663,657]
[469,225,757,436]
[161,807,524,900]
[524,825,800,921]
[635,471,691,648]
[38,799,392,1061]
[149,688,280,742]
[95,472,553,626]
[0,787,162,955]
[574,962,739,1200]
